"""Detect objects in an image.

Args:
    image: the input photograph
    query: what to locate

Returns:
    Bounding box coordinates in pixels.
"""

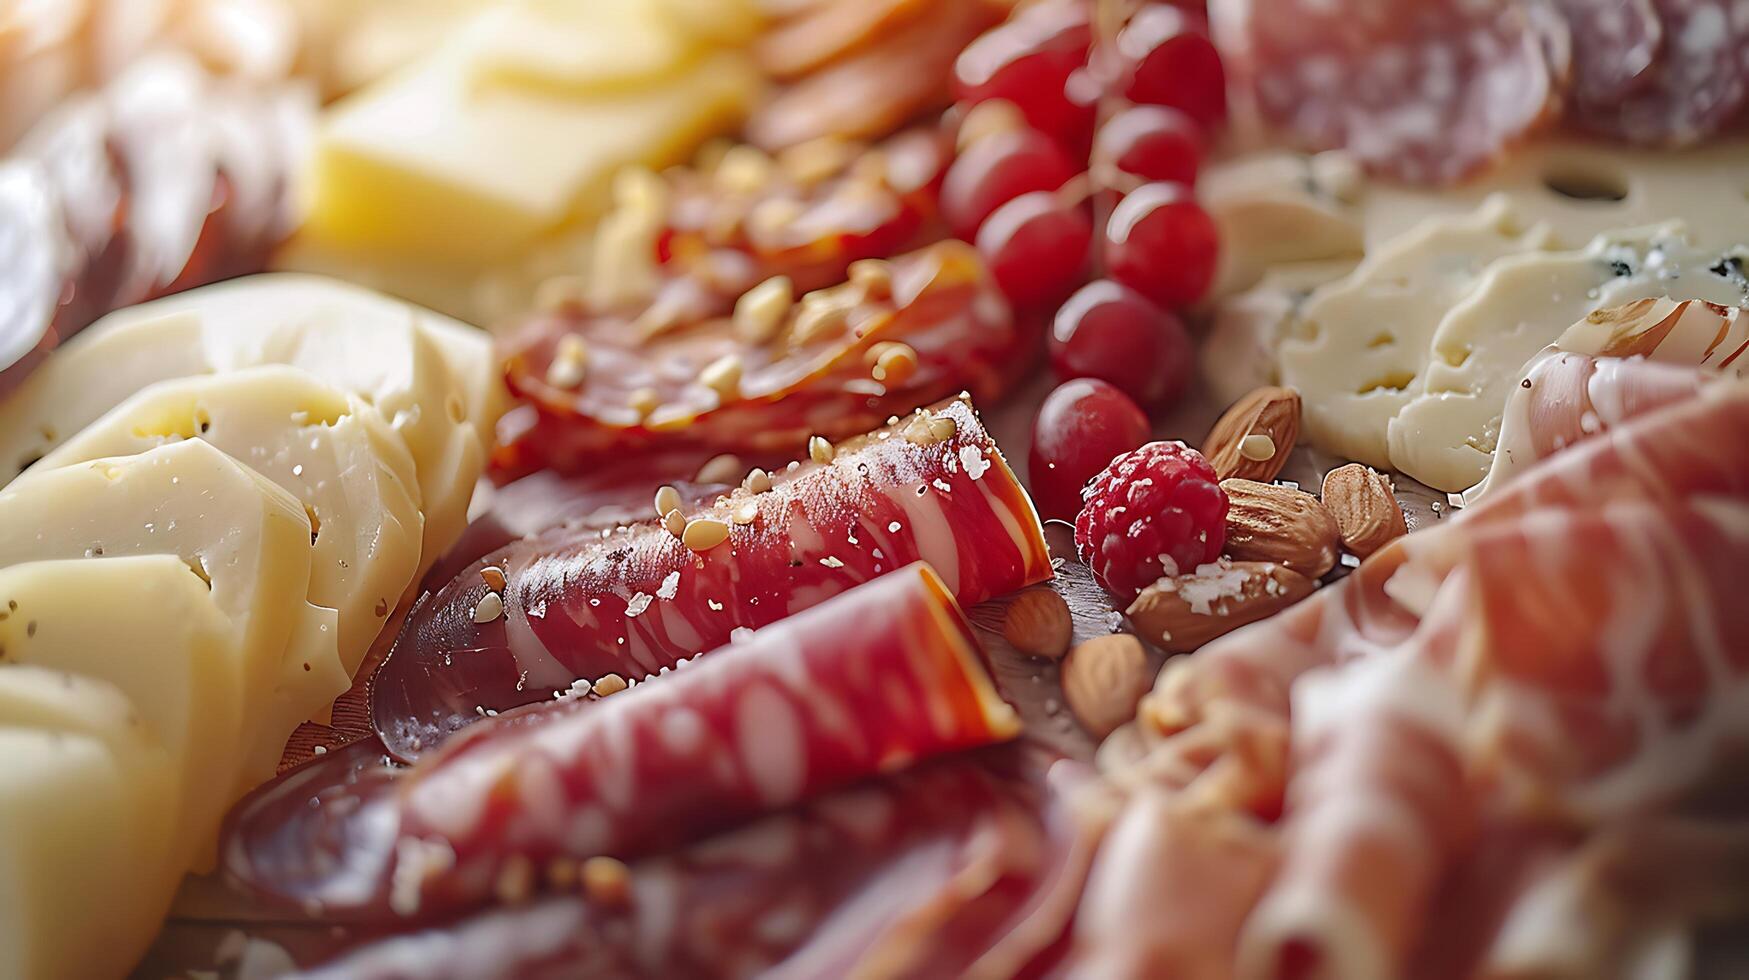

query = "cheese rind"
[27,366,425,674]
[0,439,343,782]
[0,274,499,571]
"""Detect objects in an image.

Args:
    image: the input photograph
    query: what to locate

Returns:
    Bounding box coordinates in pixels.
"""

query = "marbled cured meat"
[1210,0,1566,184]
[1087,379,1749,977]
[231,564,1022,921]
[1551,0,1662,103]
[496,240,1027,477]
[281,748,1093,979]
[1566,0,1749,147]
[373,396,1051,760]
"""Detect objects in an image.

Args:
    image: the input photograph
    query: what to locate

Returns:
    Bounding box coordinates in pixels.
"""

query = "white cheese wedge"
[0,439,344,783]
[1277,197,1558,467]
[27,366,424,674]
[1387,231,1749,490]
[1202,259,1361,407]
[0,557,245,874]
[0,668,181,980]
[0,274,502,573]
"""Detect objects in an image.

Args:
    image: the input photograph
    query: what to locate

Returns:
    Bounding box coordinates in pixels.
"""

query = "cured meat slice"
[1553,0,1662,102]
[373,396,1050,760]
[0,54,310,389]
[264,748,1089,979]
[496,240,1025,477]
[1211,0,1566,184]
[1568,0,1749,146]
[231,565,1022,921]
[1466,299,1749,502]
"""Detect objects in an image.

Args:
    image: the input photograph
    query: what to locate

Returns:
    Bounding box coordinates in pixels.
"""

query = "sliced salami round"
[1552,0,1662,102]
[1213,0,1568,184]
[1568,0,1749,146]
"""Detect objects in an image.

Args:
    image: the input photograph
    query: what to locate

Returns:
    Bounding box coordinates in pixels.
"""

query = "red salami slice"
[1567,0,1749,146]
[1213,0,1567,184]
[233,565,1022,920]
[262,748,1088,979]
[496,240,1029,478]
[1552,0,1662,102]
[373,396,1051,761]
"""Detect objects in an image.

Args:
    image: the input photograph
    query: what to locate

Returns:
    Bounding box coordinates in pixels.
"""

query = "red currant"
[1050,279,1193,409]
[954,1,1095,151]
[1116,5,1227,127]
[1104,182,1218,309]
[942,129,1078,240]
[1093,104,1204,190]
[977,191,1092,310]
[1029,378,1152,522]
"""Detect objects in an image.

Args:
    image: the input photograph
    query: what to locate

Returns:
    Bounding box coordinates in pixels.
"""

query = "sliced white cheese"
[0,668,181,980]
[28,366,424,674]
[1202,259,1361,407]
[1387,231,1749,490]
[0,273,503,572]
[0,556,247,873]
[1277,197,1557,467]
[0,439,344,783]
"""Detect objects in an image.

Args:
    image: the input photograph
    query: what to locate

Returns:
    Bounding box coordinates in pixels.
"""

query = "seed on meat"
[695,454,744,485]
[682,517,731,552]
[629,387,661,419]
[472,591,504,624]
[663,510,687,538]
[868,341,919,385]
[592,673,628,697]
[808,436,835,464]
[732,500,760,524]
[744,467,773,494]
[544,334,588,389]
[654,485,682,518]
[698,354,743,400]
[734,275,794,344]
[480,566,507,593]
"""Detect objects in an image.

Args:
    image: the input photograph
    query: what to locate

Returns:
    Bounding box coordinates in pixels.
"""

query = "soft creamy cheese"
[1276,197,1556,468]
[1388,231,1749,489]
[1202,139,1749,472]
[26,366,425,675]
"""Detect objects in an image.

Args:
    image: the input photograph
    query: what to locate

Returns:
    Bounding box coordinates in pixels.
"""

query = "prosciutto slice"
[372,396,1051,760]
[1085,377,1749,978]
[231,564,1021,920]
[284,748,1092,980]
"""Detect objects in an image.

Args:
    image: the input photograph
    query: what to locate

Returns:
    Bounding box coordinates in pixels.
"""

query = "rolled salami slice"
[1568,0,1749,147]
[1212,0,1566,184]
[232,564,1022,920]
[275,748,1090,978]
[495,240,1027,478]
[373,395,1051,760]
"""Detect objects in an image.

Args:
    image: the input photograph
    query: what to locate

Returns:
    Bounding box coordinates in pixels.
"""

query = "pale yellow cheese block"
[300,47,760,265]
[0,274,499,574]
[0,557,244,874]
[466,0,708,98]
[27,367,424,675]
[0,668,181,980]
[0,439,344,784]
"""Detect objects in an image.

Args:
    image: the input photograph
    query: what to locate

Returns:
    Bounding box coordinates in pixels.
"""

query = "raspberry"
[1074,441,1228,601]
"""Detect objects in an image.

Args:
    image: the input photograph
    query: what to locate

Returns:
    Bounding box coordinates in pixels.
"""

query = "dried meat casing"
[0,54,311,389]
[373,396,1051,761]
[238,565,1022,920]
[283,748,1090,979]
[1550,0,1662,102]
[496,241,1025,478]
[1567,0,1749,146]
[1212,0,1566,184]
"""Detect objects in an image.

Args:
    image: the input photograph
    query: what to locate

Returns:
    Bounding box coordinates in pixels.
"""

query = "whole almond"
[1125,559,1314,654]
[1061,634,1151,738]
[1202,386,1300,482]
[1221,479,1340,578]
[1003,588,1073,659]
[1321,464,1408,557]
